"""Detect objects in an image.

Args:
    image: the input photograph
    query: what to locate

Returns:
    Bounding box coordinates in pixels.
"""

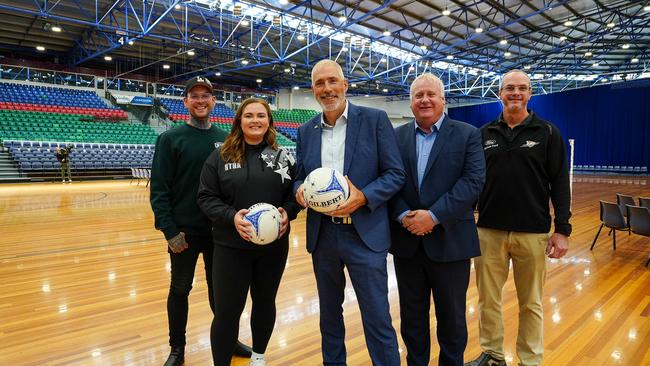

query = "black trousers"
[393,245,471,366]
[210,243,288,366]
[167,233,214,348]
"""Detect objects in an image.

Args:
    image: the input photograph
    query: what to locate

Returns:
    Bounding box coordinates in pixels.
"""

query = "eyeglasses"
[188,93,213,101]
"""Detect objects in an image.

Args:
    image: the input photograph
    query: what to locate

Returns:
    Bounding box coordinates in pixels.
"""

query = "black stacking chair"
[626,205,650,267]
[591,201,628,251]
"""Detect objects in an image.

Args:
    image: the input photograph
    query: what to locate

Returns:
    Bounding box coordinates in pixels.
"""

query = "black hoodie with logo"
[197,142,301,249]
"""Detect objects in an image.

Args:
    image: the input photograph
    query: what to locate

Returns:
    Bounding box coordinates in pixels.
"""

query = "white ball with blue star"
[303,167,350,213]
[244,203,282,245]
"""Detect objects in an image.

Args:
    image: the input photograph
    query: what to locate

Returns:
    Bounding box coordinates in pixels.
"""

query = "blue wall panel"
[448,79,650,168]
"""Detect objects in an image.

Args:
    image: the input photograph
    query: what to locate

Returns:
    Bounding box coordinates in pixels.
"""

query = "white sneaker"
[250,356,266,366]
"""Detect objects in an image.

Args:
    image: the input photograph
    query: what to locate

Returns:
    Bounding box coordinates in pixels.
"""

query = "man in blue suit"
[390,73,485,366]
[294,59,405,366]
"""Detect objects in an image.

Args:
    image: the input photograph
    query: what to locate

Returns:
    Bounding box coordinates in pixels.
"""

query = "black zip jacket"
[197,142,301,249]
[477,111,572,236]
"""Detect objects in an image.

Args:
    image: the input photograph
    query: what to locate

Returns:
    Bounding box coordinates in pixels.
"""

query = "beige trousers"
[474,228,549,366]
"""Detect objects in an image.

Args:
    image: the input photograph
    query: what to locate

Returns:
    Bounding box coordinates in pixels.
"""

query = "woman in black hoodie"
[197,98,301,366]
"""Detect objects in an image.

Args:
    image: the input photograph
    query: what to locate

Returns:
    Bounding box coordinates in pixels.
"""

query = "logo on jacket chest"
[224,163,241,171]
[483,139,499,150]
[521,140,540,148]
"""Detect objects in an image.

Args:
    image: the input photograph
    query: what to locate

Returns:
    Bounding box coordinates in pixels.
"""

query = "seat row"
[573,165,648,175]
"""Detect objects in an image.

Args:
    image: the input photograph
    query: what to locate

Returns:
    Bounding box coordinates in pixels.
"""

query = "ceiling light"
[297,34,305,41]
[51,25,62,32]
[409,65,415,71]
[631,58,639,63]
[292,86,299,90]
[364,94,369,97]
[241,19,250,26]
[592,62,599,67]
[187,50,195,56]
[36,45,45,51]
[564,20,573,26]
[420,45,427,51]
[601,78,608,82]
[585,51,593,57]
[504,52,511,57]
[175,4,181,10]
[342,46,349,52]
[215,72,221,76]
[104,56,112,61]
[383,30,390,36]
[284,68,291,73]
[128,40,134,45]
[163,64,170,69]
[256,78,262,83]
[559,36,567,41]
[606,22,615,28]
[351,83,357,87]
[499,39,508,45]
[621,44,630,49]
[645,5,650,11]
[382,88,388,93]
[279,0,289,4]
[524,65,531,70]
[339,15,347,22]
[241,59,249,65]
[475,27,483,33]
[446,55,454,60]
[442,8,451,16]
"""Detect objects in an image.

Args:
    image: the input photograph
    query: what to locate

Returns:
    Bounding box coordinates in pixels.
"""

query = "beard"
[318,94,343,112]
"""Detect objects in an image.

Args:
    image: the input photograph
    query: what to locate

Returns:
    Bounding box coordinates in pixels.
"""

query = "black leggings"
[210,243,288,366]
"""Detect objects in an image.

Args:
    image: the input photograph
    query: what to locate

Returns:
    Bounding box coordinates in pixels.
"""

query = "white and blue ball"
[244,203,281,245]
[303,167,350,213]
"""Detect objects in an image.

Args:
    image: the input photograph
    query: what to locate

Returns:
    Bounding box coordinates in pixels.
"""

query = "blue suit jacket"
[294,102,406,253]
[389,116,485,262]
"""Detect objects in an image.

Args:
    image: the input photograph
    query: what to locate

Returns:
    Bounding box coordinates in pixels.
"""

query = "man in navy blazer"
[389,73,485,366]
[294,59,405,366]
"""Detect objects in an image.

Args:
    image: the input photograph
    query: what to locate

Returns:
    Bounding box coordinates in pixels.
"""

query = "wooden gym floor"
[0,176,649,365]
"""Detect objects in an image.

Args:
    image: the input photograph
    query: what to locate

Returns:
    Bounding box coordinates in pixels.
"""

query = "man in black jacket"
[466,70,571,366]
[55,145,72,183]
[150,76,251,366]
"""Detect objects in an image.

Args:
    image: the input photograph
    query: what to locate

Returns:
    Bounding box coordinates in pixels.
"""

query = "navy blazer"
[389,116,485,262]
[294,102,406,253]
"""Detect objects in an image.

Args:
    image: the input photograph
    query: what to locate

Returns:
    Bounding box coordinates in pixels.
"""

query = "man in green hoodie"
[150,76,252,366]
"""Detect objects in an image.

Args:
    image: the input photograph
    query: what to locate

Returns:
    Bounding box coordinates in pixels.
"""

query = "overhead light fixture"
[559,36,567,41]
[163,64,170,69]
[36,45,45,51]
[475,27,483,33]
[601,78,608,82]
[446,55,454,60]
[187,50,195,56]
[631,58,639,63]
[128,40,134,45]
[585,51,593,57]
[420,45,427,51]
[104,56,112,61]
[241,59,249,65]
[241,19,250,26]
[292,86,299,90]
[621,44,630,49]
[409,65,415,71]
[382,88,388,93]
[564,20,573,26]
[592,62,599,67]
[279,0,289,4]
[284,68,291,73]
[256,78,262,83]
[442,8,451,16]
[215,72,222,76]
[524,65,531,70]
[499,39,508,45]
[606,22,615,28]
[339,15,347,22]
[504,52,511,57]
[341,46,349,52]
[297,34,305,41]
[351,83,357,87]
[51,25,62,32]
[645,5,650,11]
[175,4,181,10]
[383,30,390,36]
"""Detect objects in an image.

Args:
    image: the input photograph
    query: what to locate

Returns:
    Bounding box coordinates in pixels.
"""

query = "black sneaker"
[465,352,507,366]
[234,340,253,357]
[163,347,184,366]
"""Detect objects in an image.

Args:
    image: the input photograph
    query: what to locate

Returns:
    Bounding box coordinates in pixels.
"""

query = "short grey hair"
[499,69,531,90]
[410,73,445,100]
[311,59,345,85]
